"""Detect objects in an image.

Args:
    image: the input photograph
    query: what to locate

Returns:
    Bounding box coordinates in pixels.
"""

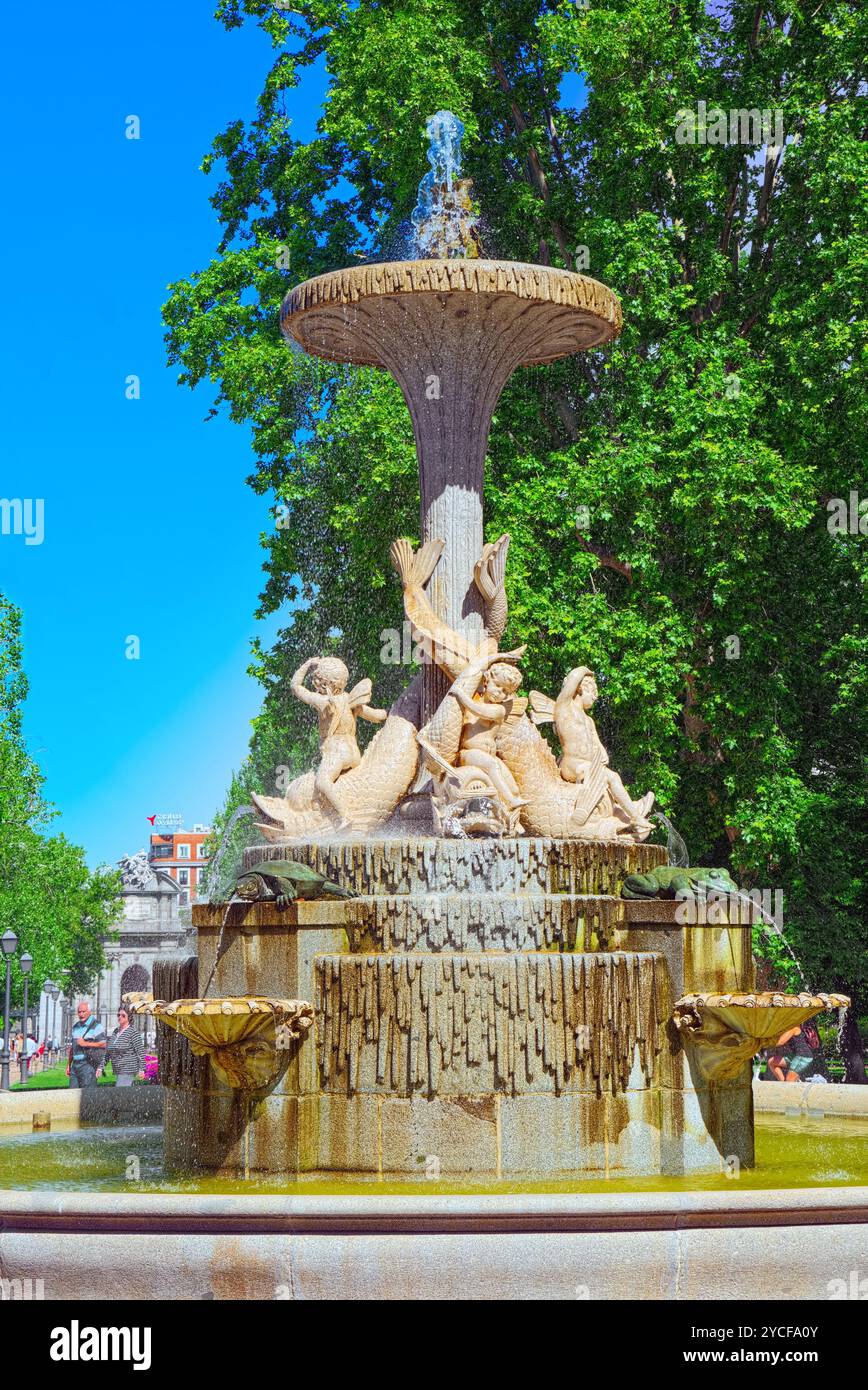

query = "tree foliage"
[0,596,122,1008]
[164,1,867,1071]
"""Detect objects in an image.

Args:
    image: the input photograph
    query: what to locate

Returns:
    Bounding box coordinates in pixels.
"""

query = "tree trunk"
[837,990,867,1084]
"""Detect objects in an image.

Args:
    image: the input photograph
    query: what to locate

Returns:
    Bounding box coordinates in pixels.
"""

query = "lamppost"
[41,979,54,1069]
[48,984,60,1057]
[42,978,53,1042]
[20,952,32,1081]
[59,970,71,1050]
[42,979,54,1054]
[1,929,19,1091]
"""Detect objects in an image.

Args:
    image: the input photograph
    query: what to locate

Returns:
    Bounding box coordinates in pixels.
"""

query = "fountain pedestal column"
[624,897,758,1172]
[281,260,622,718]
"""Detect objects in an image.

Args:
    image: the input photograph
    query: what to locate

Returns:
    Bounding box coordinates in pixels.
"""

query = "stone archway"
[120,964,150,996]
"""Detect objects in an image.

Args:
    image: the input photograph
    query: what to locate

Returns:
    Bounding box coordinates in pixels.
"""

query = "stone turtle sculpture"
[620,866,738,899]
[234,860,358,907]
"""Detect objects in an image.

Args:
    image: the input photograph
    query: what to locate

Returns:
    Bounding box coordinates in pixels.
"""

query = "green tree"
[164,1,867,1076]
[0,596,122,1011]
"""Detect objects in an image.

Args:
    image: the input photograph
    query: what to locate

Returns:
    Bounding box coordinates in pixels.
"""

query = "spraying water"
[206,804,256,904]
[410,111,482,259]
[197,804,257,997]
[652,810,689,867]
[201,898,242,999]
[730,890,811,991]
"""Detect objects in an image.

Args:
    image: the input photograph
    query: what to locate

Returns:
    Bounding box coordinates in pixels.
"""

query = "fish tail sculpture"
[495,712,638,840]
[389,535,443,591]
[390,536,493,679]
[474,534,510,641]
[475,533,509,636]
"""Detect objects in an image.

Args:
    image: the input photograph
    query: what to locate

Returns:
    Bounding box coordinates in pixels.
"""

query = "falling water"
[730,889,812,991]
[410,110,482,259]
[206,804,256,904]
[652,810,689,867]
[196,803,259,997]
[201,897,243,999]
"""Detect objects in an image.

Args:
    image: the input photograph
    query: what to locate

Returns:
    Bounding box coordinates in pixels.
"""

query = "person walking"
[99,1007,145,1086]
[66,1000,106,1087]
[21,1033,38,1080]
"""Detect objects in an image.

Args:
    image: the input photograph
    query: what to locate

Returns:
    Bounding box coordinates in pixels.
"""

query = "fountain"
[151,114,847,1184]
[0,113,864,1307]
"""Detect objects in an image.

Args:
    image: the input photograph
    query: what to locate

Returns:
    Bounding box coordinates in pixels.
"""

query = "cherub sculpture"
[451,655,526,816]
[530,667,654,837]
[290,657,386,827]
[418,649,527,834]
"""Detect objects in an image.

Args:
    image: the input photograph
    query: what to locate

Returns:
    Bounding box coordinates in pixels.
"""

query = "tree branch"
[489,47,573,268]
[575,534,633,581]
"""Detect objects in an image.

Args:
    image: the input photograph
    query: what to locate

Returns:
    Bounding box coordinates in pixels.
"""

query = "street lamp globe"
[1,930,18,958]
[20,952,33,976]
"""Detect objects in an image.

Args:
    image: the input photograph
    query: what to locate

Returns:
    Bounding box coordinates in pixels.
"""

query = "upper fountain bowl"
[280,260,622,369]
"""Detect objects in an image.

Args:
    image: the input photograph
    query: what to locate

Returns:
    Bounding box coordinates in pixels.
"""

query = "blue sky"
[1,4,586,871]
[0,4,331,867]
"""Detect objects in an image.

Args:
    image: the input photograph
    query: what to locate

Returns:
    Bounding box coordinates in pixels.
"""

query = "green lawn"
[11,1063,117,1091]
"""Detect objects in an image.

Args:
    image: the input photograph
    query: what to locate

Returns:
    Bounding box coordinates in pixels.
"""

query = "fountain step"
[241,835,665,897]
[196,892,627,951]
[339,894,761,951]
[192,891,760,954]
[314,949,666,1097]
[341,893,624,952]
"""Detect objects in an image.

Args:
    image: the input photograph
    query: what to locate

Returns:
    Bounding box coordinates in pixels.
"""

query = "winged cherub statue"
[530,667,654,837]
[290,657,387,827]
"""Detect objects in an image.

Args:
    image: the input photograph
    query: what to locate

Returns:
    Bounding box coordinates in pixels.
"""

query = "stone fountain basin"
[673,991,850,1083]
[1,1185,866,1300]
[280,259,622,367]
[132,997,313,1091]
[239,836,666,896]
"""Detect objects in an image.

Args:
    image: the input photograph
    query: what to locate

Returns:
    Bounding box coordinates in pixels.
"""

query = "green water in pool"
[0,1113,865,1195]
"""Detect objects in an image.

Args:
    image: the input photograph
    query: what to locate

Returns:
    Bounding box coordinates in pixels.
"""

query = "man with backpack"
[66,1000,106,1088]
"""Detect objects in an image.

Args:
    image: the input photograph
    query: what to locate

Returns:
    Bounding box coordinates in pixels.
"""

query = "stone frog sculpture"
[620,866,738,899]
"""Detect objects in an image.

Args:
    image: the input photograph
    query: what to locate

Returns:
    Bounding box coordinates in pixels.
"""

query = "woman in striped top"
[99,1007,146,1085]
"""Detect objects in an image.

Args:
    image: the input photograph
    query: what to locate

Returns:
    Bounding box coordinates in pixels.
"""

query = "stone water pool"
[0,1113,866,1195]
